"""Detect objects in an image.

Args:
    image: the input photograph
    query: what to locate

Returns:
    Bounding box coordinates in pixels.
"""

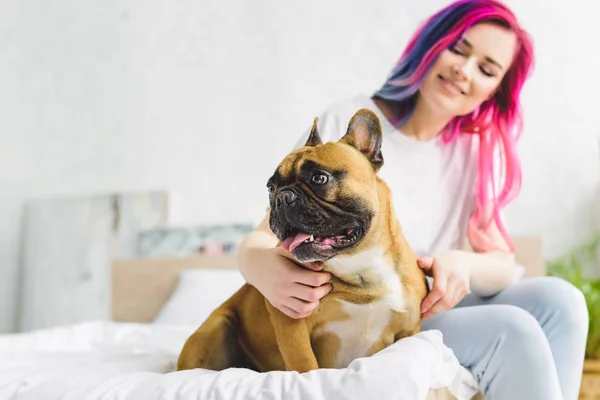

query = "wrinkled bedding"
[0,321,479,400]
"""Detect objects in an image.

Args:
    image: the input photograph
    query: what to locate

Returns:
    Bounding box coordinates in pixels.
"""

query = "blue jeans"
[422,277,589,400]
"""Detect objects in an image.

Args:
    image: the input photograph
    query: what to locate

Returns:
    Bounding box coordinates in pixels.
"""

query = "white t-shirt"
[292,94,479,258]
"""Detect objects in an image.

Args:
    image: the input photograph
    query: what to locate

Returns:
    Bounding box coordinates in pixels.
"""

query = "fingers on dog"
[303,261,325,271]
[294,282,331,303]
[423,284,456,319]
[287,297,319,316]
[281,305,307,319]
[421,267,447,314]
[294,268,331,287]
[417,256,434,270]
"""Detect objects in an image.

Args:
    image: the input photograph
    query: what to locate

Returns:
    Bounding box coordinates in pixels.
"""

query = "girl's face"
[419,23,518,117]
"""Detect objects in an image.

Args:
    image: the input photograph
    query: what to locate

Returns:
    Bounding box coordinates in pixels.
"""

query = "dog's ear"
[304,117,323,147]
[339,108,384,171]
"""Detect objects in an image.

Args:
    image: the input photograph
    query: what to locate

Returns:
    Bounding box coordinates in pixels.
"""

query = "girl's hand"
[417,256,470,319]
[243,247,333,319]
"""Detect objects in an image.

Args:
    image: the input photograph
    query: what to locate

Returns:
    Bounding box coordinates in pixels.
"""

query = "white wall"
[1,0,599,333]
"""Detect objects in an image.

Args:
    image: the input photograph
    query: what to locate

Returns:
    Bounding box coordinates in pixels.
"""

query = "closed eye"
[479,66,494,77]
[449,46,465,56]
[449,47,495,78]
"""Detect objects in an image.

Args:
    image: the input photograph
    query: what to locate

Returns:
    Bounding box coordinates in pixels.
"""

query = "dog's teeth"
[309,234,314,242]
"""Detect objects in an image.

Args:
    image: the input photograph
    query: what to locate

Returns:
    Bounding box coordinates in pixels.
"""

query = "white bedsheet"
[0,321,479,400]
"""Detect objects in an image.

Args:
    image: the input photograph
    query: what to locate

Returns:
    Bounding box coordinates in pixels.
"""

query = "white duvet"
[0,321,479,400]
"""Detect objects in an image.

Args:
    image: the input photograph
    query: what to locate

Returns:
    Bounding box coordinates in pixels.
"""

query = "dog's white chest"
[322,248,406,368]
[322,299,393,368]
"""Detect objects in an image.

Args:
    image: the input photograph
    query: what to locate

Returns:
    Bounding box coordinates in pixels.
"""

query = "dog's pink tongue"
[281,232,311,252]
[321,237,336,246]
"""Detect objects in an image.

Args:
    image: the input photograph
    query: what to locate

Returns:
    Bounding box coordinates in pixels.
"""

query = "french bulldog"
[177,108,429,373]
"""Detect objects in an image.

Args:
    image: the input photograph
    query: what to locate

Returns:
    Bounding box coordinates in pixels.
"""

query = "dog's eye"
[267,184,275,194]
[311,174,328,185]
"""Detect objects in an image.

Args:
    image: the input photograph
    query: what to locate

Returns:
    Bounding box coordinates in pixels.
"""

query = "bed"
[0,236,545,400]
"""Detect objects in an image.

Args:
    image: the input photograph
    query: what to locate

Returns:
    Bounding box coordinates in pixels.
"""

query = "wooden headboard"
[112,235,546,323]
[112,254,238,323]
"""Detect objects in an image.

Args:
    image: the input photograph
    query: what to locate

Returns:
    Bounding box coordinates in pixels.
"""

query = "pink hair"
[375,0,535,252]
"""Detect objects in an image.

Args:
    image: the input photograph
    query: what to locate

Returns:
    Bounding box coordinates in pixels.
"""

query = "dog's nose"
[276,189,297,208]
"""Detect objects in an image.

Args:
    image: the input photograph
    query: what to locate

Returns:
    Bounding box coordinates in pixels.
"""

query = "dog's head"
[267,108,385,263]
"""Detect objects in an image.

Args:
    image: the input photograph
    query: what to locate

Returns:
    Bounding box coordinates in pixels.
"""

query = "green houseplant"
[547,231,600,359]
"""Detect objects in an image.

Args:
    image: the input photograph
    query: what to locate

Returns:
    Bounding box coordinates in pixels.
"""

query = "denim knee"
[473,305,551,382]
[474,305,563,398]
[492,304,548,346]
[522,276,589,334]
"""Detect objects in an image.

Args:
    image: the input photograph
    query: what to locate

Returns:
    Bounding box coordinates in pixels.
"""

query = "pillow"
[153,268,247,326]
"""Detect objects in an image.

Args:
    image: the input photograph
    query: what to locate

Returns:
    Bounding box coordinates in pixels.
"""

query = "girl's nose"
[452,60,474,81]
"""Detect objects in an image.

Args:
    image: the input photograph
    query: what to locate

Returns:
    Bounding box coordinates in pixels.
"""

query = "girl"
[238,1,589,399]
